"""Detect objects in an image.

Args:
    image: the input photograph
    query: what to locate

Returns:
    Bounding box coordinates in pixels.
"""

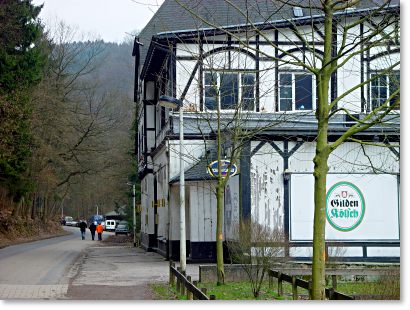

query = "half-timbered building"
[132,0,400,263]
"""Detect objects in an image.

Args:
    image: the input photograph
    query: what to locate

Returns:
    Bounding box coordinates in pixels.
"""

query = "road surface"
[0,226,104,299]
[0,226,202,300]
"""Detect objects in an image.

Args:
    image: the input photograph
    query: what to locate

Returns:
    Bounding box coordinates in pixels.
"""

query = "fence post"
[201,287,208,299]
[328,288,335,300]
[187,276,192,300]
[277,272,283,296]
[210,295,216,300]
[332,275,337,290]
[181,271,186,296]
[292,276,298,300]
[308,281,313,300]
[193,280,198,300]
[176,267,181,293]
[169,261,175,286]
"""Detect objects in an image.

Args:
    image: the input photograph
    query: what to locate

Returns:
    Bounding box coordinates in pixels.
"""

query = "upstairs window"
[279,72,314,112]
[204,71,255,111]
[370,72,400,110]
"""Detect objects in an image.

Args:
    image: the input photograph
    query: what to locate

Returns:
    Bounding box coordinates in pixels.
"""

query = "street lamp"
[127,182,137,247]
[159,95,186,273]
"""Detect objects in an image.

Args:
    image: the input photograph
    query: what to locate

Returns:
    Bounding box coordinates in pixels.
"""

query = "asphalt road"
[0,226,98,286]
[0,226,202,300]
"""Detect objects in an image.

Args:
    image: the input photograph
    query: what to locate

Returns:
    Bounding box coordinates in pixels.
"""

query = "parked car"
[64,216,79,227]
[115,221,130,235]
[105,219,118,232]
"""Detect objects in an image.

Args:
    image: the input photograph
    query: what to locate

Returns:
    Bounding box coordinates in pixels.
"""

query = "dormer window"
[204,71,255,111]
[293,6,303,17]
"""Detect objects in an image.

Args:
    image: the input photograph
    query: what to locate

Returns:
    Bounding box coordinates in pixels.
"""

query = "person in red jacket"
[96,223,104,241]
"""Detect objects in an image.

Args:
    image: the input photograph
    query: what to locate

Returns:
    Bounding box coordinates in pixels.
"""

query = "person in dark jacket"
[89,221,97,240]
[79,221,87,240]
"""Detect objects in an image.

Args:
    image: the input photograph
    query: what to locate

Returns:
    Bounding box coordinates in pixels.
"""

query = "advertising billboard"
[290,174,400,241]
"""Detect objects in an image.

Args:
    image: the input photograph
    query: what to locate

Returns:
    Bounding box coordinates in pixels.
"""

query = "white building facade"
[133,0,400,263]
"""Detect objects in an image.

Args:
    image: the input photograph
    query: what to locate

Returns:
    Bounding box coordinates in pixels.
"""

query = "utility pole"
[132,183,136,247]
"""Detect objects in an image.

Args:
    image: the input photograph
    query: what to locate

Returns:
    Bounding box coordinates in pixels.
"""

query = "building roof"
[170,149,218,183]
[137,0,399,68]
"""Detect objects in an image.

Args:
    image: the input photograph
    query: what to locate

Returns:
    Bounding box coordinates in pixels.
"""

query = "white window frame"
[203,70,256,112]
[278,72,316,112]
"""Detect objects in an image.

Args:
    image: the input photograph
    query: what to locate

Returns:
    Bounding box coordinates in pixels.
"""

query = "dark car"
[115,221,130,235]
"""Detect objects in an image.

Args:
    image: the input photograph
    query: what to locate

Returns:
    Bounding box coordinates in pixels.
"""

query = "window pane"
[242,99,254,111]
[205,85,217,98]
[242,85,254,99]
[205,97,217,110]
[280,99,292,111]
[280,74,292,86]
[220,73,238,109]
[390,73,400,109]
[295,74,312,110]
[280,86,292,99]
[242,74,255,86]
[379,75,388,87]
[379,86,387,100]
[205,72,217,86]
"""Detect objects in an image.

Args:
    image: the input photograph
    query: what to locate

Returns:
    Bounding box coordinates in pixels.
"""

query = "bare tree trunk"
[216,179,225,285]
[216,106,225,285]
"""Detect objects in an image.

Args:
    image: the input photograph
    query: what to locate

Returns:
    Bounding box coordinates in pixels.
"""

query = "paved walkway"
[0,239,204,300]
[0,284,68,299]
[65,244,201,299]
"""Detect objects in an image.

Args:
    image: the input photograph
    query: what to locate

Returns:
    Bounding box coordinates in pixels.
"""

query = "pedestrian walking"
[89,221,97,240]
[96,222,104,241]
[79,220,87,240]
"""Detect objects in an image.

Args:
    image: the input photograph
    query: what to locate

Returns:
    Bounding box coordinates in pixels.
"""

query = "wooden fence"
[268,269,353,300]
[169,261,216,300]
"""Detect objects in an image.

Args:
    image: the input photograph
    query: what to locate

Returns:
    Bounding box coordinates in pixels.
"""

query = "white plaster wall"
[176,60,200,109]
[328,247,363,257]
[250,141,284,230]
[176,43,199,57]
[259,60,276,112]
[336,22,363,113]
[153,148,170,238]
[367,247,400,257]
[168,140,210,180]
[140,174,155,235]
[289,142,399,174]
[224,175,240,241]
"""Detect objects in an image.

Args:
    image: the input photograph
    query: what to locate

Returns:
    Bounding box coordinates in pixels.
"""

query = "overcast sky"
[32,0,164,43]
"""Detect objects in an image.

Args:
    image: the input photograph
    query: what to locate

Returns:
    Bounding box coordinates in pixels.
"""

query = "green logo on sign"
[326,181,365,232]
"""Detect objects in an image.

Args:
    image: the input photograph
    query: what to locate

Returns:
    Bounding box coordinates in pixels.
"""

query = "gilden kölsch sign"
[326,181,365,232]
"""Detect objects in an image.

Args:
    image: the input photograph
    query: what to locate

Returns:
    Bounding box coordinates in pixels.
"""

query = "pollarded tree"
[175,0,400,299]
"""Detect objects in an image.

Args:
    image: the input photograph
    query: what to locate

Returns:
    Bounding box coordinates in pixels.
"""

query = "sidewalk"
[65,242,202,300]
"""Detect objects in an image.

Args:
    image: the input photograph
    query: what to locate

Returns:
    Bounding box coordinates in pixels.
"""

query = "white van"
[105,220,117,231]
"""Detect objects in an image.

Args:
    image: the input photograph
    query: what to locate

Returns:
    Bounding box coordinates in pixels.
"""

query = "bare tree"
[29,22,134,220]
[227,219,286,298]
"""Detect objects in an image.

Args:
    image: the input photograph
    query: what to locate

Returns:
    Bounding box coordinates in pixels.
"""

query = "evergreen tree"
[0,0,46,199]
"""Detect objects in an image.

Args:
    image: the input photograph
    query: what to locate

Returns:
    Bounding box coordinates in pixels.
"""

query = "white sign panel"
[290,174,399,241]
